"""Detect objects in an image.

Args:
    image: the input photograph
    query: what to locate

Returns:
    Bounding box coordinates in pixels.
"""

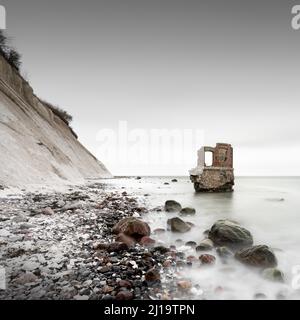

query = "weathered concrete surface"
[189,143,234,192]
[0,55,112,187]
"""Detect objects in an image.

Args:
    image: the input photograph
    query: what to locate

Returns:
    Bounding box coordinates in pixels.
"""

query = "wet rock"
[216,246,233,259]
[171,179,178,182]
[185,241,197,248]
[176,260,186,268]
[235,245,277,268]
[164,200,182,213]
[203,229,210,236]
[177,280,192,290]
[115,233,135,247]
[262,268,284,282]
[41,207,54,216]
[254,293,267,300]
[140,236,156,247]
[112,217,150,240]
[208,219,253,250]
[180,207,196,216]
[115,290,134,300]
[145,268,160,282]
[199,254,216,265]
[167,217,191,233]
[196,239,214,251]
[176,251,185,259]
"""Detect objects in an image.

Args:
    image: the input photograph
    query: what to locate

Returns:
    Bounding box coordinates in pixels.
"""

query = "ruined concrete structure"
[189,143,234,192]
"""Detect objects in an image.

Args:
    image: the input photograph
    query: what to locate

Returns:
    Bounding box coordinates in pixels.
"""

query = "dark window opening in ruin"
[205,151,213,167]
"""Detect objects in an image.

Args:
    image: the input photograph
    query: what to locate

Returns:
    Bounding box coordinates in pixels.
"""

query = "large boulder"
[112,217,150,241]
[164,200,182,212]
[167,217,191,233]
[235,245,277,268]
[208,219,253,250]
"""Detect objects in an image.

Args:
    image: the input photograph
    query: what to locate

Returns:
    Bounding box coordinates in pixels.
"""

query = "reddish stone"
[140,236,156,246]
[112,217,150,240]
[145,268,160,282]
[199,254,216,265]
[115,290,134,300]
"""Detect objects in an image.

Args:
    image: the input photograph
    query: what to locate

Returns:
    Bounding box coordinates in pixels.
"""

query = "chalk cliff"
[0,55,112,187]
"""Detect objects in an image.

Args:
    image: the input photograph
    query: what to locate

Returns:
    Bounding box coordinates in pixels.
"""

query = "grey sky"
[1,0,300,175]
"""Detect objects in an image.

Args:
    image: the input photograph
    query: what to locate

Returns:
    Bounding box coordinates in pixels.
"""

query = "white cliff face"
[0,55,112,187]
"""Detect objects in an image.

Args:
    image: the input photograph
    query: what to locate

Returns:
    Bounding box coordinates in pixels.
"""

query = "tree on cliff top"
[0,31,22,71]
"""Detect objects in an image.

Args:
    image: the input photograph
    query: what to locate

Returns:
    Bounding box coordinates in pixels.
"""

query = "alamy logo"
[292,5,300,30]
[0,5,6,30]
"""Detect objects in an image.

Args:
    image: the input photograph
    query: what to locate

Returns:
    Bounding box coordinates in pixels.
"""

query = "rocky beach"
[1,177,296,300]
[0,181,198,300]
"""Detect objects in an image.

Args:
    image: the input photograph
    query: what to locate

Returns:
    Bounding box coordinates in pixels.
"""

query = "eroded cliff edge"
[0,55,112,187]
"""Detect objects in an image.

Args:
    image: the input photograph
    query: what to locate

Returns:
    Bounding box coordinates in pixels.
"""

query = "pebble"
[199,254,216,265]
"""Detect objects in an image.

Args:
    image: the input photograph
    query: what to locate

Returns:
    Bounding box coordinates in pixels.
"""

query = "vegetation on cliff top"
[41,100,73,125]
[0,31,74,127]
[0,31,22,71]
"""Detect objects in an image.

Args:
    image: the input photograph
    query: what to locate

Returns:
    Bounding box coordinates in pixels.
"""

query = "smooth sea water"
[103,176,300,300]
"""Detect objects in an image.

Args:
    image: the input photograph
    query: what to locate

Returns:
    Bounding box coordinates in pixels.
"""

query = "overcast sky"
[1,0,300,175]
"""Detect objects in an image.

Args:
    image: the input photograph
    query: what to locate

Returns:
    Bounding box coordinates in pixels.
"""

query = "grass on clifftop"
[41,100,73,125]
[0,31,22,71]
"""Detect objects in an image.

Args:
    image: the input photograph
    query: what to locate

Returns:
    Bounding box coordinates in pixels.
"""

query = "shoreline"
[0,178,294,300]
